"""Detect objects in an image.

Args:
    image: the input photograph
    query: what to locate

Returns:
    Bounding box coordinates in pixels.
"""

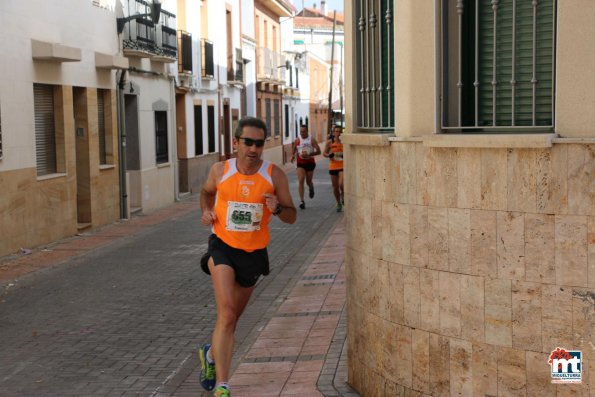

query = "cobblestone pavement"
[0,158,359,397]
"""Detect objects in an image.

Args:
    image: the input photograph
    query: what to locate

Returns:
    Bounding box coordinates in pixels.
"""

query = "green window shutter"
[475,0,554,127]
[355,0,394,130]
[380,0,394,128]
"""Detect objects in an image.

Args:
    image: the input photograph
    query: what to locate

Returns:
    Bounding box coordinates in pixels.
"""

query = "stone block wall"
[0,87,120,257]
[344,141,594,396]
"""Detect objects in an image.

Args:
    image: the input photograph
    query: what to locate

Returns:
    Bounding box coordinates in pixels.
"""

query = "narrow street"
[0,158,348,397]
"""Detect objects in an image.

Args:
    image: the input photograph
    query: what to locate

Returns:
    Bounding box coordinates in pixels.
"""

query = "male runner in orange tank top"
[198,117,296,397]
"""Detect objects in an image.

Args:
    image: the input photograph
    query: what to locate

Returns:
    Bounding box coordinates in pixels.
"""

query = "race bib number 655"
[226,201,263,232]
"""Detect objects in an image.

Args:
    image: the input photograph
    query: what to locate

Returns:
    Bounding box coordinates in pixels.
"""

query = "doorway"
[73,87,91,227]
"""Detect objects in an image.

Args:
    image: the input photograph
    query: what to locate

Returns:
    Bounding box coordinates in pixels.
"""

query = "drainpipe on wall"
[116,70,129,219]
[169,74,179,200]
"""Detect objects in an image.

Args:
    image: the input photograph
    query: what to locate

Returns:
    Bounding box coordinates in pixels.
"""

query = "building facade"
[280,13,311,163]
[174,0,245,194]
[0,0,125,257]
[344,1,594,396]
[254,0,294,164]
[294,1,344,134]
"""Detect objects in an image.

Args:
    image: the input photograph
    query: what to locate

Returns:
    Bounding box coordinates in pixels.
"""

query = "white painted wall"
[0,0,120,172]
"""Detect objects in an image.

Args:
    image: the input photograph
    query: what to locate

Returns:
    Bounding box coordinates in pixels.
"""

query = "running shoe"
[336,203,343,212]
[213,385,230,397]
[199,344,216,391]
[299,201,305,210]
[309,186,315,198]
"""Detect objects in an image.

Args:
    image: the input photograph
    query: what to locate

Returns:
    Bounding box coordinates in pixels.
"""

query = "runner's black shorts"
[200,234,270,288]
[329,169,343,176]
[297,162,316,172]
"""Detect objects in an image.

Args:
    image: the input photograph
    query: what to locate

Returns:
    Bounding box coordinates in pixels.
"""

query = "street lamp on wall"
[116,0,162,34]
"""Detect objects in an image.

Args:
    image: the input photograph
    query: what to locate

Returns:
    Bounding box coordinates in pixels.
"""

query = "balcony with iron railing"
[121,0,177,62]
[256,47,285,83]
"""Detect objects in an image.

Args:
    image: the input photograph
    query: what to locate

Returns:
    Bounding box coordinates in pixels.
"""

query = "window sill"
[423,133,557,149]
[99,164,115,171]
[341,133,391,147]
[551,137,595,144]
[157,162,170,169]
[37,172,67,182]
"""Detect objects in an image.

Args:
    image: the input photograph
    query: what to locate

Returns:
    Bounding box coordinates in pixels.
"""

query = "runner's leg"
[208,259,255,384]
[296,167,306,202]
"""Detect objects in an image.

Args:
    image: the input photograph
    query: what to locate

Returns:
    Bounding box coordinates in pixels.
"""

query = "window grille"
[97,90,107,165]
[194,105,204,155]
[160,10,177,53]
[235,48,244,81]
[265,99,272,137]
[441,0,555,130]
[207,105,216,153]
[155,111,168,164]
[202,39,214,77]
[178,31,193,73]
[274,99,280,136]
[355,0,394,130]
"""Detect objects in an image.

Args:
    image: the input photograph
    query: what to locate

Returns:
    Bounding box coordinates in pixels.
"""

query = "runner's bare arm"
[265,165,297,224]
[200,162,224,225]
[290,139,298,162]
[322,139,331,157]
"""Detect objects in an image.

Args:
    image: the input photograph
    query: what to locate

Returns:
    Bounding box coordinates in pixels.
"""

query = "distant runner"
[323,125,344,212]
[291,124,321,210]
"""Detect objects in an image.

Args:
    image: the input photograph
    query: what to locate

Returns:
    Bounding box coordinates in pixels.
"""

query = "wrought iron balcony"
[120,0,177,62]
[256,47,285,83]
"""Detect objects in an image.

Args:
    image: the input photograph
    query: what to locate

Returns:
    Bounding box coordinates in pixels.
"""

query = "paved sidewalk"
[230,220,352,396]
[0,159,359,397]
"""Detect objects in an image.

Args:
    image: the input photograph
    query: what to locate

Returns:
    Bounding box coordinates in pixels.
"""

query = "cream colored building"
[174,0,245,194]
[0,1,125,257]
[254,0,294,165]
[343,1,593,396]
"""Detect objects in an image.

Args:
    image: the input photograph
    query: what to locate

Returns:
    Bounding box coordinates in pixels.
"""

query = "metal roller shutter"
[33,84,56,176]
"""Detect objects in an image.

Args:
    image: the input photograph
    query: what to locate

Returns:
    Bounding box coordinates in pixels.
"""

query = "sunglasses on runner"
[239,137,265,147]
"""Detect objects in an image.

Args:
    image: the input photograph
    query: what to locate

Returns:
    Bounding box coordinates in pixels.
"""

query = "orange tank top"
[329,141,344,171]
[213,159,275,251]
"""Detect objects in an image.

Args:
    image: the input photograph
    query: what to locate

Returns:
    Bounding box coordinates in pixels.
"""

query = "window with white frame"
[155,111,168,164]
[355,0,394,131]
[441,0,555,131]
